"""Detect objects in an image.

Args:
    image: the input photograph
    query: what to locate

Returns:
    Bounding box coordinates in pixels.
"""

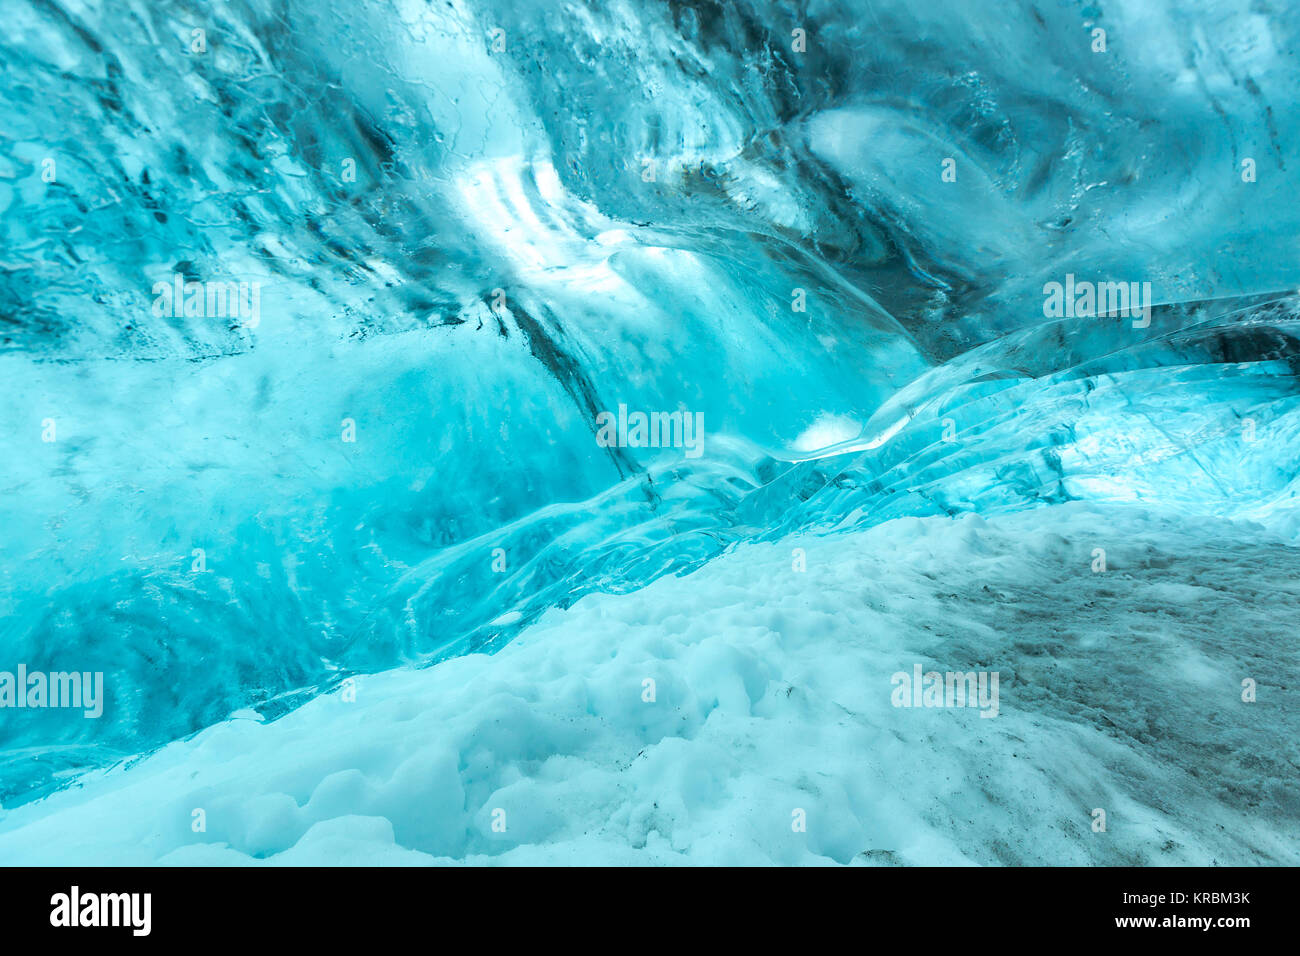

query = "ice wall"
[1,0,1298,804]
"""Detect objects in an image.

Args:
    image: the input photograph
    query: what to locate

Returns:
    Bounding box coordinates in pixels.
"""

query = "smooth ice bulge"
[1,0,1298,860]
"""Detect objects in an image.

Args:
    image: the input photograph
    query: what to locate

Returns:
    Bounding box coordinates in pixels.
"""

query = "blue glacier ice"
[0,0,1298,863]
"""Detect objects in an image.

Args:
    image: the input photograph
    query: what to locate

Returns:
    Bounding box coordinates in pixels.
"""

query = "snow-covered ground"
[0,501,1295,865]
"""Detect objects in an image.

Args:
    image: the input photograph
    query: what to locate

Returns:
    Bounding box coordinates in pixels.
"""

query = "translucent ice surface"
[0,0,1297,861]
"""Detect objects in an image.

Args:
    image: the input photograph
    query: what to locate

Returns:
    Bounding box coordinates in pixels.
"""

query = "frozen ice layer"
[2,0,1299,856]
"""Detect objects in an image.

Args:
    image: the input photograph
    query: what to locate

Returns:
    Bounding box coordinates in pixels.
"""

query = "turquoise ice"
[0,0,1297,862]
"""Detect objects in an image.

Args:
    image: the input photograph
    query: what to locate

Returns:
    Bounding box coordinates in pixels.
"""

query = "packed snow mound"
[0,502,1294,866]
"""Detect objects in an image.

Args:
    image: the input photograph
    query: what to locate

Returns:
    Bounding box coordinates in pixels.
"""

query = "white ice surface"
[0,501,1295,865]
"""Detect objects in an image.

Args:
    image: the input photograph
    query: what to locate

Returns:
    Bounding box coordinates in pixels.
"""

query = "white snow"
[0,501,1295,865]
[790,412,862,452]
